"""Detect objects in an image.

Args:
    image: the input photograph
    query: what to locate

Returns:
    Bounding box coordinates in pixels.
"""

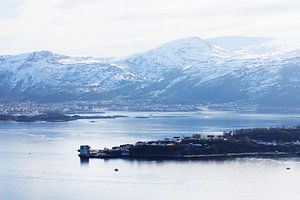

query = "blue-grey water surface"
[1,111,300,200]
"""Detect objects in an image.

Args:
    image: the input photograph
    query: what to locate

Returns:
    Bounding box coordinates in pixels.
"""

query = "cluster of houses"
[79,128,300,158]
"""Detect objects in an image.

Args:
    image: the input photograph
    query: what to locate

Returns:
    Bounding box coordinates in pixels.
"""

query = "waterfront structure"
[79,145,90,156]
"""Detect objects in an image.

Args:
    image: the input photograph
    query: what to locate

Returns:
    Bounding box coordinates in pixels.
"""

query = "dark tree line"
[232,127,300,142]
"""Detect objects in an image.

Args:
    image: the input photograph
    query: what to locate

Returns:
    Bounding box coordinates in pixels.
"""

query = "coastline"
[80,151,299,160]
[0,113,128,122]
[79,126,300,160]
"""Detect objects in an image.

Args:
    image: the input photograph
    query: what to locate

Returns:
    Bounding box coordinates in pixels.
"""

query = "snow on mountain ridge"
[0,36,299,106]
[126,37,229,67]
[119,37,232,80]
[207,36,271,51]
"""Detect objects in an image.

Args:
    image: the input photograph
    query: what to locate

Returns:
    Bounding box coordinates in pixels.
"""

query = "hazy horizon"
[0,35,298,58]
[1,0,300,57]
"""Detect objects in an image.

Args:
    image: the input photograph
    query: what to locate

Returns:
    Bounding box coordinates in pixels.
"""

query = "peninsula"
[79,126,300,159]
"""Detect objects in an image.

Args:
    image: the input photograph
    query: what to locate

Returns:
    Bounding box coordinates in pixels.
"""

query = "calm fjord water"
[1,111,300,200]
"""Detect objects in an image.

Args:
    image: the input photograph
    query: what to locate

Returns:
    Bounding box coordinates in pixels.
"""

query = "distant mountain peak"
[206,36,273,51]
[126,37,228,68]
[155,37,222,53]
[25,50,67,61]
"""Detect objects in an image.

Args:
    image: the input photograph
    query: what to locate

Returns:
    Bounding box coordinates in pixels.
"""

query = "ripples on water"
[1,111,300,200]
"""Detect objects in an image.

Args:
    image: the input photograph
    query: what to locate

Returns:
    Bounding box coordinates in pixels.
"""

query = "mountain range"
[0,36,299,108]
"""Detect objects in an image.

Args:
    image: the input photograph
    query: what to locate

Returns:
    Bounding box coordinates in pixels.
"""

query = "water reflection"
[80,157,89,165]
[1,112,300,200]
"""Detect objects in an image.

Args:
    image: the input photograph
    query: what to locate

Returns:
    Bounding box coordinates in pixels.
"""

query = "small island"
[0,113,127,122]
[79,126,300,159]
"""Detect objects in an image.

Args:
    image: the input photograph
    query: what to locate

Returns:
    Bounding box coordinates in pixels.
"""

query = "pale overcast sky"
[0,0,299,57]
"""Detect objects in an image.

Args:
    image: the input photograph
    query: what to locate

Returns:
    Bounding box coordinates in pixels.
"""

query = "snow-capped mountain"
[207,36,271,51]
[0,51,144,102]
[121,37,229,79]
[0,36,299,108]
